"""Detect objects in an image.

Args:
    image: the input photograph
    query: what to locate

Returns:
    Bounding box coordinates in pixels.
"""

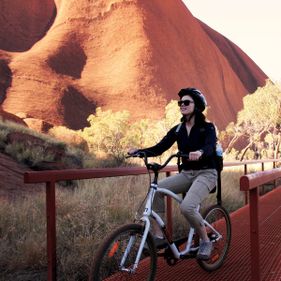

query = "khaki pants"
[155,169,217,230]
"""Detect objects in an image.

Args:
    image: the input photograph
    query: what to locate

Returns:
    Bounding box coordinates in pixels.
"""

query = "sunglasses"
[178,100,194,107]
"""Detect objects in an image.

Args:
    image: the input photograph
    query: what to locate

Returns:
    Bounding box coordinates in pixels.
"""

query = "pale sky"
[182,0,281,81]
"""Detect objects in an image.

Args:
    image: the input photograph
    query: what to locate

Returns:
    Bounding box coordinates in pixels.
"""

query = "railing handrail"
[240,167,281,191]
[224,158,280,167]
[24,166,177,183]
[24,158,281,183]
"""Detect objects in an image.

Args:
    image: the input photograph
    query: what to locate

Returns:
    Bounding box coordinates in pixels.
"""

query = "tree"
[80,108,131,164]
[80,100,183,165]
[222,80,281,160]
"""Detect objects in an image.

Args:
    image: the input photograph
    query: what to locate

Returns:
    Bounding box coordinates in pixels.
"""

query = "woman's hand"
[189,150,203,161]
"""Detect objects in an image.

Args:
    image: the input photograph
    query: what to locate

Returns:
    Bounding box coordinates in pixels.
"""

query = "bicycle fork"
[119,217,151,273]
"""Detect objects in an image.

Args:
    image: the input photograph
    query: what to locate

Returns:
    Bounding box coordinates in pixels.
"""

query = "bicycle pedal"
[155,241,168,249]
[174,237,188,247]
[209,233,218,240]
[180,252,197,259]
[151,236,166,247]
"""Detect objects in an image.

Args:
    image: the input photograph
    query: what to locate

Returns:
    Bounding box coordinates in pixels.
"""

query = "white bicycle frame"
[119,182,222,273]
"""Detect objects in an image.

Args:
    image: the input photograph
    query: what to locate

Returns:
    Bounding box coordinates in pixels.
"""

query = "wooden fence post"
[46,181,57,281]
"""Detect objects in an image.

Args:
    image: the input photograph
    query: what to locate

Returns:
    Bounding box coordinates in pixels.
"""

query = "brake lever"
[126,151,146,159]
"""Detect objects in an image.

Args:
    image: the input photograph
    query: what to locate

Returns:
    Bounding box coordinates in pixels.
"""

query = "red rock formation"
[0,0,56,52]
[0,0,268,130]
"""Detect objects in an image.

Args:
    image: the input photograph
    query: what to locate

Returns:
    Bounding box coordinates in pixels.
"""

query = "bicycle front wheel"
[90,223,157,281]
[197,204,231,271]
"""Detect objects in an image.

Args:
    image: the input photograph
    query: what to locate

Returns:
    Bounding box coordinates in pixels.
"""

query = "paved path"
[154,187,281,281]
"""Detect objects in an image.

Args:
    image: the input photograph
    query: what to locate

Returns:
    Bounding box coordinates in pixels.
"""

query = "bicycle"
[90,152,231,281]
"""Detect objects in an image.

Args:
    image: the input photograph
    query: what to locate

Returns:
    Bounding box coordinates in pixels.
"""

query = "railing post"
[249,187,260,281]
[244,164,249,204]
[165,172,173,236]
[273,161,277,187]
[261,162,265,195]
[46,181,57,281]
[244,164,247,175]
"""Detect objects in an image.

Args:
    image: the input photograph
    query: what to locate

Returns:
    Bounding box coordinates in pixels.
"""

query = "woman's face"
[178,95,195,115]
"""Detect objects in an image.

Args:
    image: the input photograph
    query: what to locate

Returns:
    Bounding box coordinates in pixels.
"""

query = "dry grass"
[0,163,276,280]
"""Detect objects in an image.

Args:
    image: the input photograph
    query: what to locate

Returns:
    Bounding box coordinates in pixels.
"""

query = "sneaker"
[197,241,213,260]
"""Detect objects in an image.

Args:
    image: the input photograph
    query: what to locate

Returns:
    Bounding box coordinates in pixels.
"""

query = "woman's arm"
[200,123,217,157]
[128,126,178,157]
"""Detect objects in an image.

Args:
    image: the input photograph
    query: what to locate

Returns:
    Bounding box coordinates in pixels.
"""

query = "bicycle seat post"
[217,170,222,205]
[152,170,159,185]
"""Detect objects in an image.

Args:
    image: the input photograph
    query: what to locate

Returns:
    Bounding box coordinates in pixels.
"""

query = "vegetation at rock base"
[0,119,85,170]
[1,80,280,169]
[79,100,182,165]
[77,80,281,164]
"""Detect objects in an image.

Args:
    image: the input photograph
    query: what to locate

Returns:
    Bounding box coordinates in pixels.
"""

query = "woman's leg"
[153,172,192,214]
[180,169,217,259]
[151,172,192,237]
[179,169,217,231]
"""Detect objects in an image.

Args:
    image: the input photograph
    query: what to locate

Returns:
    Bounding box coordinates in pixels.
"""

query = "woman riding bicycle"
[128,87,218,260]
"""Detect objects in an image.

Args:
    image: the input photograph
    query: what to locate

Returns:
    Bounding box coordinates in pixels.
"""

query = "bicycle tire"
[197,204,231,271]
[90,223,157,281]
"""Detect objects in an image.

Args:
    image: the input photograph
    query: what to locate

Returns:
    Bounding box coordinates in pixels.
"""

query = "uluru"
[0,0,268,131]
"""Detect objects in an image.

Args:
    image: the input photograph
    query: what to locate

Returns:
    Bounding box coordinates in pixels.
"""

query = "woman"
[128,87,218,260]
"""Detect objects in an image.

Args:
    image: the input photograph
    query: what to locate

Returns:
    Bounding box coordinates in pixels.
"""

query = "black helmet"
[178,88,207,112]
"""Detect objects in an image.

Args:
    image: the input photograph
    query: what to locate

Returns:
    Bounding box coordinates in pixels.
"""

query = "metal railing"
[240,168,281,281]
[24,159,281,281]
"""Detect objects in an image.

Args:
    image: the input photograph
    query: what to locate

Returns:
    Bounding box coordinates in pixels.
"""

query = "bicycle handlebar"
[127,151,189,173]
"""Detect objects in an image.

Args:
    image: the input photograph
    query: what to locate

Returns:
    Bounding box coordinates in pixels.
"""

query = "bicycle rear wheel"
[197,204,231,271]
[90,223,157,281]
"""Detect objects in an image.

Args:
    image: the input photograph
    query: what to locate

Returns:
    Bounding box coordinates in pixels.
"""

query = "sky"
[182,0,281,81]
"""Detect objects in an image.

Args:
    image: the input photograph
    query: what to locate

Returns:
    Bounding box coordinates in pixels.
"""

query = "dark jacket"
[140,121,217,170]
